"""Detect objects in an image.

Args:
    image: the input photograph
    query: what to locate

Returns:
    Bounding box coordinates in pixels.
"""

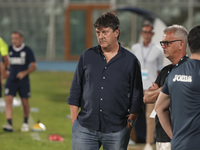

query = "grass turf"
[0,71,74,150]
[0,71,148,150]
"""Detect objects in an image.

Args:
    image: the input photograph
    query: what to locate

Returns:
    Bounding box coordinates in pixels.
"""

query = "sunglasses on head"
[160,40,182,47]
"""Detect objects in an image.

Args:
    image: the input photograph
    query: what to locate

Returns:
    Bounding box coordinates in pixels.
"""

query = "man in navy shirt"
[155,25,200,150]
[67,12,143,150]
[3,31,36,132]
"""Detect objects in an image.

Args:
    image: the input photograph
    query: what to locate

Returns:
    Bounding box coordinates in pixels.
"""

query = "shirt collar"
[174,55,189,68]
[13,43,25,52]
[97,42,122,54]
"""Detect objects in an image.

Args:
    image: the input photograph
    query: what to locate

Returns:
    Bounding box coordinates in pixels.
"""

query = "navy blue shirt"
[67,44,143,133]
[7,44,36,83]
[162,59,200,150]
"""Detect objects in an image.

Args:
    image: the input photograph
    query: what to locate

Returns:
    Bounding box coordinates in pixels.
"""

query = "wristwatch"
[127,119,135,127]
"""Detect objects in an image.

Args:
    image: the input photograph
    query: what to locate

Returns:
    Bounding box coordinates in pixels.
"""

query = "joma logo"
[173,75,192,82]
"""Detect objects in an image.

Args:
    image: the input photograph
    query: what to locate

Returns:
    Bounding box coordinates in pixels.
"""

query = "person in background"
[3,30,37,132]
[0,37,9,97]
[144,24,188,150]
[131,21,164,150]
[67,11,143,150]
[155,25,200,150]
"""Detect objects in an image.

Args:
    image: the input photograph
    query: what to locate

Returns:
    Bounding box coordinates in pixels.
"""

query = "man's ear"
[179,41,184,51]
[115,29,120,38]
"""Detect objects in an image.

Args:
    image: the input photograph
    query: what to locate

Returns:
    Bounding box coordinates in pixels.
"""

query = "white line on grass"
[29,115,41,141]
[18,99,41,141]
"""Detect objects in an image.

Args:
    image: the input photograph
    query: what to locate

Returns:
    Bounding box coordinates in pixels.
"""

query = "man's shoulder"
[23,45,33,51]
[0,37,6,44]
[120,45,138,60]
[162,64,173,69]
[82,46,98,54]
[160,64,173,73]
[130,43,142,55]
[80,46,100,60]
[131,43,140,50]
[87,45,99,51]
[157,64,173,79]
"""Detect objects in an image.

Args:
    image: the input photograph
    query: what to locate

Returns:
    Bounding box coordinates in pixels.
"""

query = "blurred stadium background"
[0,0,199,63]
[0,1,200,149]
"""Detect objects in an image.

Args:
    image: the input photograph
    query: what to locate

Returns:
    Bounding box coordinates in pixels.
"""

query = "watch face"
[128,119,135,127]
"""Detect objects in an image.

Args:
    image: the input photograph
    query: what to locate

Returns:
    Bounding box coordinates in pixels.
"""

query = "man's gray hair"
[164,24,188,46]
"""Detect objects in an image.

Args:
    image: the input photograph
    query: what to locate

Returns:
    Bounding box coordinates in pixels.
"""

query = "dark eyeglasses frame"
[160,40,182,47]
[142,31,153,34]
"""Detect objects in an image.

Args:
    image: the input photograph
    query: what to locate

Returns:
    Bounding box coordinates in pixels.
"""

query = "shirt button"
[105,67,107,69]
[101,87,104,89]
[100,98,103,101]
[100,110,102,112]
[103,77,105,79]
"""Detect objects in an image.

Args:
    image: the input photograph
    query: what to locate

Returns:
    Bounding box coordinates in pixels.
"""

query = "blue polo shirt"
[162,59,200,150]
[67,44,143,133]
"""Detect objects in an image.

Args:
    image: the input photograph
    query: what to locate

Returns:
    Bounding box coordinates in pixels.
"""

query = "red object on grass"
[49,134,64,142]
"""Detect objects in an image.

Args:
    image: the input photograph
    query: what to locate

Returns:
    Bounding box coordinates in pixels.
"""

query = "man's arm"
[127,113,138,130]
[155,92,172,139]
[17,62,37,80]
[1,56,9,79]
[0,38,9,72]
[143,82,162,103]
[69,105,79,125]
[2,55,9,70]
[0,56,9,85]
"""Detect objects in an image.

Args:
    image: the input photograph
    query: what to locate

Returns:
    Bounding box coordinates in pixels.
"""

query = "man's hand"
[149,82,159,90]
[2,70,9,79]
[69,105,79,126]
[127,114,138,131]
[143,82,162,103]
[16,71,27,80]
[16,62,37,80]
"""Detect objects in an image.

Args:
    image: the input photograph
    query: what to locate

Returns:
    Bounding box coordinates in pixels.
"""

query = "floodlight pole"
[188,0,194,30]
[46,0,56,60]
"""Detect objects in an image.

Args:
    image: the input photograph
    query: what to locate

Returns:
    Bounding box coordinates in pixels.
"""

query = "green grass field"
[0,71,151,150]
[0,71,74,150]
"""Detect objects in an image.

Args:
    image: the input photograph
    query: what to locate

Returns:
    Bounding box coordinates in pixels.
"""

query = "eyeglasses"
[142,31,153,34]
[160,40,182,47]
